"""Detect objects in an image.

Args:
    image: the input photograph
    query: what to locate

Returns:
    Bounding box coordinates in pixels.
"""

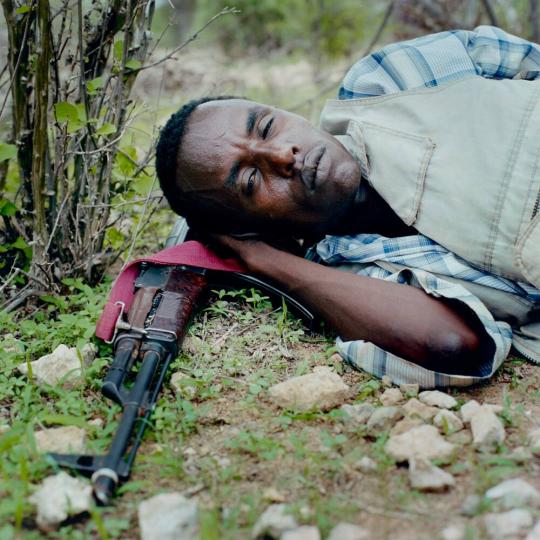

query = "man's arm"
[216,237,484,375]
[339,26,540,99]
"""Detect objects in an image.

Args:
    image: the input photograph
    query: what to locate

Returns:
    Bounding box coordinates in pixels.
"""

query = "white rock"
[390,417,424,436]
[29,472,92,529]
[268,368,350,412]
[380,388,404,407]
[170,372,197,399]
[366,406,403,435]
[381,375,392,387]
[440,524,467,540]
[262,487,286,503]
[484,509,533,540]
[252,504,298,539]
[460,400,482,423]
[460,401,502,424]
[386,425,456,463]
[485,478,540,510]
[34,426,86,454]
[434,410,464,433]
[340,403,375,425]
[507,446,533,463]
[403,398,439,421]
[138,492,198,540]
[408,458,455,492]
[327,523,370,540]
[526,520,540,540]
[281,526,321,540]
[18,343,96,386]
[399,383,420,397]
[418,390,458,409]
[471,407,505,451]
[528,428,540,456]
[354,456,377,473]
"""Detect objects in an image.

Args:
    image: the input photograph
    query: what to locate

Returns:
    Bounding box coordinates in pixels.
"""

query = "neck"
[331,182,416,238]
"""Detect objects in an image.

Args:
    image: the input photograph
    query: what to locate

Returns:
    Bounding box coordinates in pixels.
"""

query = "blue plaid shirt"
[320,26,540,388]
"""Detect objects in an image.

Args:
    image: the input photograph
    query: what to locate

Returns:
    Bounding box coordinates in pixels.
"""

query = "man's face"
[177,99,361,234]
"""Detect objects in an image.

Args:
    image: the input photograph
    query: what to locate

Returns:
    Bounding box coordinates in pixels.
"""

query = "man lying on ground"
[155,25,540,388]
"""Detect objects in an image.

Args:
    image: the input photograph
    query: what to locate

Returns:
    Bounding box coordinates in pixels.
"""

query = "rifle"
[49,220,315,504]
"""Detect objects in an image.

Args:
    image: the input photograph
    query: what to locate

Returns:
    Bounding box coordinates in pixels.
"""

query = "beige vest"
[320,76,540,290]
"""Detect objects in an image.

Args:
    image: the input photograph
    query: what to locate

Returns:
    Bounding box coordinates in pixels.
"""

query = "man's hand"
[209,234,298,274]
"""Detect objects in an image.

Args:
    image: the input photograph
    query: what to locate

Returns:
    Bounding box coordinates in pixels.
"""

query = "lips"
[301,145,327,190]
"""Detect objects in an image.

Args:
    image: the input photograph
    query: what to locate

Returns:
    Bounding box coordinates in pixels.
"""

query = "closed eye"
[262,117,274,139]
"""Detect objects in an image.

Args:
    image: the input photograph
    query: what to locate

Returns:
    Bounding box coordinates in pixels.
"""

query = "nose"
[250,141,300,177]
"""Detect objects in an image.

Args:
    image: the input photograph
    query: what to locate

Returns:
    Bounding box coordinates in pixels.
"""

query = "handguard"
[49,238,316,504]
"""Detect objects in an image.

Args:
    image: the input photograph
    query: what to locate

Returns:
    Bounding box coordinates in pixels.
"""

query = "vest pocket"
[348,120,435,226]
[515,212,540,289]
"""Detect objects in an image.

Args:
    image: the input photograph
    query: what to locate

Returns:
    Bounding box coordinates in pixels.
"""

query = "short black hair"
[155,95,245,232]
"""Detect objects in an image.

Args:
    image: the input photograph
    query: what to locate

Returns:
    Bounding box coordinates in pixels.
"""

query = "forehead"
[176,99,264,192]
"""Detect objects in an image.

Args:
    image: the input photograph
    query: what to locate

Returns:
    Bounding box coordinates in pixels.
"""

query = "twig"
[134,7,240,73]
[479,0,499,27]
[0,2,35,121]
[361,0,395,57]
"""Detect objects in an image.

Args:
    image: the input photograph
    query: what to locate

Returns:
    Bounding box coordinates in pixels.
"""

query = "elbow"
[426,329,481,373]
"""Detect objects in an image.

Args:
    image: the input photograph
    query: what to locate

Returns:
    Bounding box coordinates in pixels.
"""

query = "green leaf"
[15,4,30,13]
[54,101,79,123]
[131,175,155,195]
[87,76,104,94]
[96,123,116,136]
[125,59,142,71]
[11,236,32,260]
[75,103,87,122]
[0,199,17,216]
[114,40,124,62]
[0,142,17,162]
[115,146,137,176]
[105,227,124,250]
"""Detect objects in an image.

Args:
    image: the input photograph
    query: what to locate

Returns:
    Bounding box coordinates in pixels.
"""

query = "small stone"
[18,343,96,387]
[460,400,481,423]
[34,426,86,454]
[88,418,104,428]
[399,383,420,397]
[380,388,404,406]
[526,520,540,540]
[252,504,298,539]
[381,375,392,387]
[170,371,197,399]
[408,458,455,492]
[263,487,286,503]
[485,478,540,510]
[418,390,458,409]
[29,472,92,530]
[327,523,370,540]
[2,333,25,354]
[460,494,483,516]
[507,446,533,463]
[138,492,198,540]
[447,430,473,446]
[434,410,464,434]
[366,406,403,435]
[386,425,456,463]
[0,423,10,434]
[471,407,505,451]
[354,456,377,473]
[340,403,375,425]
[484,509,533,540]
[403,398,439,421]
[528,428,540,456]
[390,417,424,436]
[281,526,321,540]
[440,524,467,540]
[268,368,350,412]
